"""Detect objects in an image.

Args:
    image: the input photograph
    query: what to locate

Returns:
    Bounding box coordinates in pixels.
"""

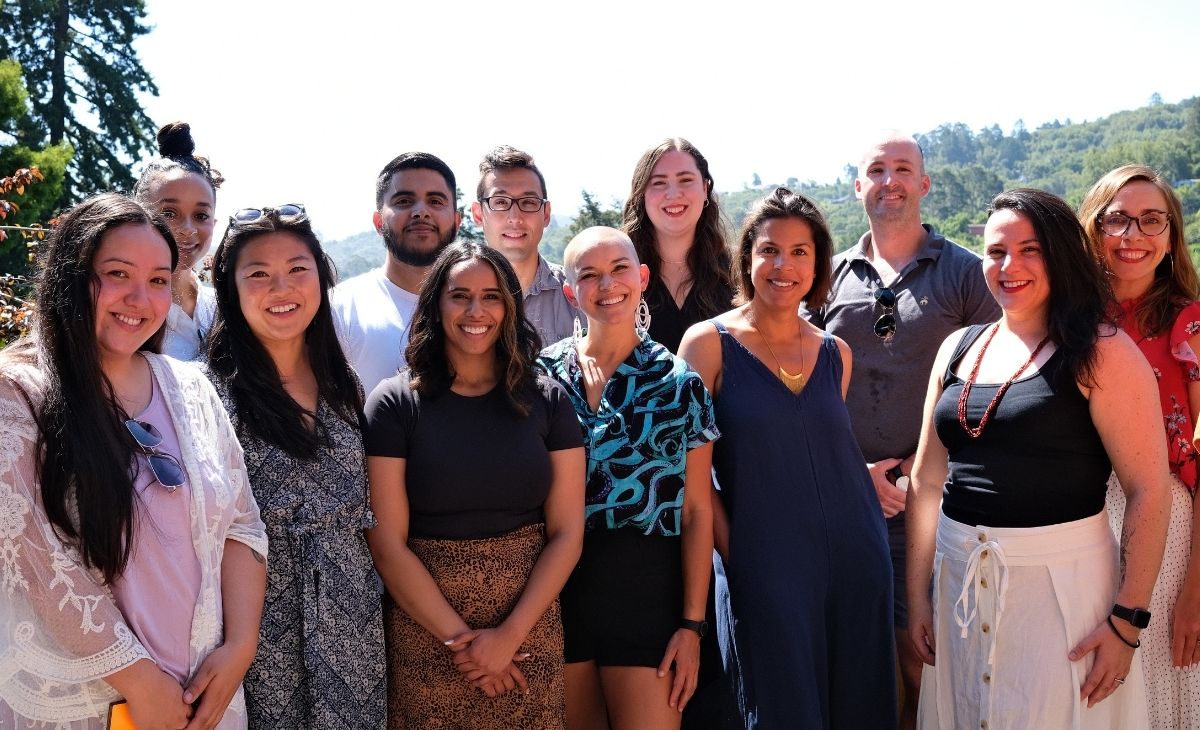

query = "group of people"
[0,119,1196,730]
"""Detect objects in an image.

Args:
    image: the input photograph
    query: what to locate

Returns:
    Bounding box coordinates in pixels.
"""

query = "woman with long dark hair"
[365,242,584,728]
[907,189,1170,728]
[540,227,717,730]
[208,204,386,727]
[1080,165,1200,727]
[0,193,267,729]
[134,121,223,360]
[622,138,734,354]
[679,188,896,728]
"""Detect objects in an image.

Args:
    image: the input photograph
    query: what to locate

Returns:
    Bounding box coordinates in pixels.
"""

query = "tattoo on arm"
[1120,526,1133,582]
[251,549,266,565]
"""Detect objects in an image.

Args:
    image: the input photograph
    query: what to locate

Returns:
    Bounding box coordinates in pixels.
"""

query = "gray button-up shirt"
[525,256,578,349]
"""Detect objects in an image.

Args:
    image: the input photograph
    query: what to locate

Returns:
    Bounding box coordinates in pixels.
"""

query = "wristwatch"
[1111,603,1151,629]
[681,619,709,638]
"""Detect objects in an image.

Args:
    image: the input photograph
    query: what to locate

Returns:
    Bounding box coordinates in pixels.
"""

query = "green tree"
[1,0,158,204]
[567,190,622,237]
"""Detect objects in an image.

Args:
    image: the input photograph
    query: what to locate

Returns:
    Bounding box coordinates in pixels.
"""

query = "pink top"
[110,375,203,685]
[1120,298,1200,493]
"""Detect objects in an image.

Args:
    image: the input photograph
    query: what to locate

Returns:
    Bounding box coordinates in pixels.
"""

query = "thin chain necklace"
[747,310,805,394]
[957,323,1051,438]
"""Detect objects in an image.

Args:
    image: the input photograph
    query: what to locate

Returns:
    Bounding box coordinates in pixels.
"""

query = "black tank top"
[933,325,1110,527]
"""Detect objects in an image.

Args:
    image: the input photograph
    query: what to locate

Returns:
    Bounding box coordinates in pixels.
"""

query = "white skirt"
[1107,473,1200,729]
[918,510,1149,730]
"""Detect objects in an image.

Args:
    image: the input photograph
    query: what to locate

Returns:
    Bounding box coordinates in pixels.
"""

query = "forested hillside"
[326,96,1200,277]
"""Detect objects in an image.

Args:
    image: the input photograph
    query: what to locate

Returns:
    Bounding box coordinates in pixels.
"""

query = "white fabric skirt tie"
[918,510,1149,730]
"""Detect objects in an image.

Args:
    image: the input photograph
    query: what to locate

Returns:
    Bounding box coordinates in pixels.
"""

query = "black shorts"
[561,529,682,668]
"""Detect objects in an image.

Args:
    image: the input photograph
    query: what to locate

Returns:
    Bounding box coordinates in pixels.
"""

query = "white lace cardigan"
[0,352,267,728]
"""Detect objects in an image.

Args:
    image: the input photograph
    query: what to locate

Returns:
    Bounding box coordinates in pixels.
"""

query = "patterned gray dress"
[218,384,387,729]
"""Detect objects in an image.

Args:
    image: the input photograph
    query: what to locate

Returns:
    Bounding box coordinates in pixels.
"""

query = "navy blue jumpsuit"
[709,322,897,729]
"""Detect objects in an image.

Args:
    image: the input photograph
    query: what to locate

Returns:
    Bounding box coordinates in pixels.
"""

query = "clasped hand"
[446,628,530,697]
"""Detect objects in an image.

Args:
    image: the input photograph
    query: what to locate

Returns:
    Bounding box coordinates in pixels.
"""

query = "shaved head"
[562,226,639,284]
[859,130,925,176]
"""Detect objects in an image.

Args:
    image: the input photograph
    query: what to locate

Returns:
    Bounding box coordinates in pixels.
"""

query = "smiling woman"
[365,241,585,729]
[207,206,386,728]
[0,193,268,730]
[134,121,224,360]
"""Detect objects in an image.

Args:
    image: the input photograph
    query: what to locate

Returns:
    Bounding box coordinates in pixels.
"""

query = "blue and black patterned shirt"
[538,333,719,537]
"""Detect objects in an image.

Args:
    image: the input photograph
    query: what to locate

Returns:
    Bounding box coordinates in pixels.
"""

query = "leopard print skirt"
[385,522,565,729]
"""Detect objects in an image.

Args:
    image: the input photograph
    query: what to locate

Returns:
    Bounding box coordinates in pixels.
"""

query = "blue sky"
[135,0,1200,243]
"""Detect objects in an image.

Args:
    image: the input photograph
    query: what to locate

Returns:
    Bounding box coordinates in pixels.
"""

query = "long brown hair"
[621,138,733,316]
[1079,164,1197,337]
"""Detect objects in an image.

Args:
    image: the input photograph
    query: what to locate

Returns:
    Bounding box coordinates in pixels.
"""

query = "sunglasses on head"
[874,287,897,341]
[229,203,306,225]
[125,419,186,492]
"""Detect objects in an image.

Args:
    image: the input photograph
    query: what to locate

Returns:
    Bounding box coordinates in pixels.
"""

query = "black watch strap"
[1111,603,1151,629]
[681,619,708,638]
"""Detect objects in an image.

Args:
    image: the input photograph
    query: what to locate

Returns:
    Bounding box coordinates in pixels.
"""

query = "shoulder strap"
[944,324,990,381]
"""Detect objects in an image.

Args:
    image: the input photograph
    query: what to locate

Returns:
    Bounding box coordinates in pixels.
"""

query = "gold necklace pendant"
[777,365,805,394]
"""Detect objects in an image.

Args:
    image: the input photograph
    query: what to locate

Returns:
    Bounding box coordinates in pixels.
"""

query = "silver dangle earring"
[573,315,584,341]
[636,297,652,335]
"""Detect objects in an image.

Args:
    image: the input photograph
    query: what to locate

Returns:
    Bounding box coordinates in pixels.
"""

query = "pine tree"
[1,0,158,204]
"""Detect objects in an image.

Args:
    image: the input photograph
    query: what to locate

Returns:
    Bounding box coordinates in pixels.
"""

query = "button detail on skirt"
[981,622,990,633]
[983,672,991,683]
[977,532,987,542]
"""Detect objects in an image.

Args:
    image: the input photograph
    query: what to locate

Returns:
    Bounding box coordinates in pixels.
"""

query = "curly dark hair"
[208,207,362,458]
[405,242,542,416]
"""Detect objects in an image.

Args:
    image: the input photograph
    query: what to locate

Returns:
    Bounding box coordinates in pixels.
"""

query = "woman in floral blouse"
[1082,165,1200,727]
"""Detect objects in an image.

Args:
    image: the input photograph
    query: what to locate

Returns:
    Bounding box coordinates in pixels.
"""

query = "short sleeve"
[1170,301,1200,382]
[364,374,416,458]
[540,377,583,452]
[680,369,720,450]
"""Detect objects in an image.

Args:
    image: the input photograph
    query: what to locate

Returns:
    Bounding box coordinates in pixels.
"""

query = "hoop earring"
[573,316,583,341]
[636,298,652,335]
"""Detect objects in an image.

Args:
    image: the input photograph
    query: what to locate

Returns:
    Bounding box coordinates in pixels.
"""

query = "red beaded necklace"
[957,324,1052,439]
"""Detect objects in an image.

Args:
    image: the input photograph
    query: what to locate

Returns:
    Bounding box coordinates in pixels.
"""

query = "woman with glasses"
[622,138,734,355]
[907,188,1170,729]
[679,188,896,728]
[207,204,386,728]
[1079,165,1200,728]
[365,242,585,728]
[134,121,222,360]
[0,193,267,729]
[539,227,717,730]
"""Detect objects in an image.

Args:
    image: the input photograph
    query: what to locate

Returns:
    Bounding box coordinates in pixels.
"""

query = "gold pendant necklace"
[748,310,805,394]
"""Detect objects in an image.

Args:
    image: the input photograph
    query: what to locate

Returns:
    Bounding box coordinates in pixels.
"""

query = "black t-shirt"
[364,372,582,539]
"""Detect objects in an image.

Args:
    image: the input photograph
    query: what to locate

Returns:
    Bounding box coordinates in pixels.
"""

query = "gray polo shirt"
[524,256,578,349]
[805,225,1000,463]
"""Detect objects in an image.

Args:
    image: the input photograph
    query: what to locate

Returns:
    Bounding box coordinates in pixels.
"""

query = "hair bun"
[156,122,195,159]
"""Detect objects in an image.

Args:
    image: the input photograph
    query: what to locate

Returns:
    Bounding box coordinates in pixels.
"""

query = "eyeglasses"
[230,203,307,225]
[481,195,547,213]
[874,287,897,341]
[125,419,186,492]
[1097,211,1171,238]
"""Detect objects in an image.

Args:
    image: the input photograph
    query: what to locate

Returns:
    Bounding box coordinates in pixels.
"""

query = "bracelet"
[1107,615,1141,649]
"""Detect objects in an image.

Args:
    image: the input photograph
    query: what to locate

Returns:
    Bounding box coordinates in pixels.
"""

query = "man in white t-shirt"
[331,152,461,394]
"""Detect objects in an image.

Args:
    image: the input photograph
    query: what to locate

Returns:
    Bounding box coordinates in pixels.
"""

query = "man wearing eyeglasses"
[804,131,1000,730]
[332,151,461,394]
[471,146,576,347]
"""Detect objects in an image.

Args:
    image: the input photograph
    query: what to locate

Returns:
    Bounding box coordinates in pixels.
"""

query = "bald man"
[804,131,1000,729]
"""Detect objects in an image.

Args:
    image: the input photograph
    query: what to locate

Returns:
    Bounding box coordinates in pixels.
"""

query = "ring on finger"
[1115,677,1126,685]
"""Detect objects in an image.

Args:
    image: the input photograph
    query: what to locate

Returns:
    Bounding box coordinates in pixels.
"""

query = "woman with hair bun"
[134,121,224,360]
